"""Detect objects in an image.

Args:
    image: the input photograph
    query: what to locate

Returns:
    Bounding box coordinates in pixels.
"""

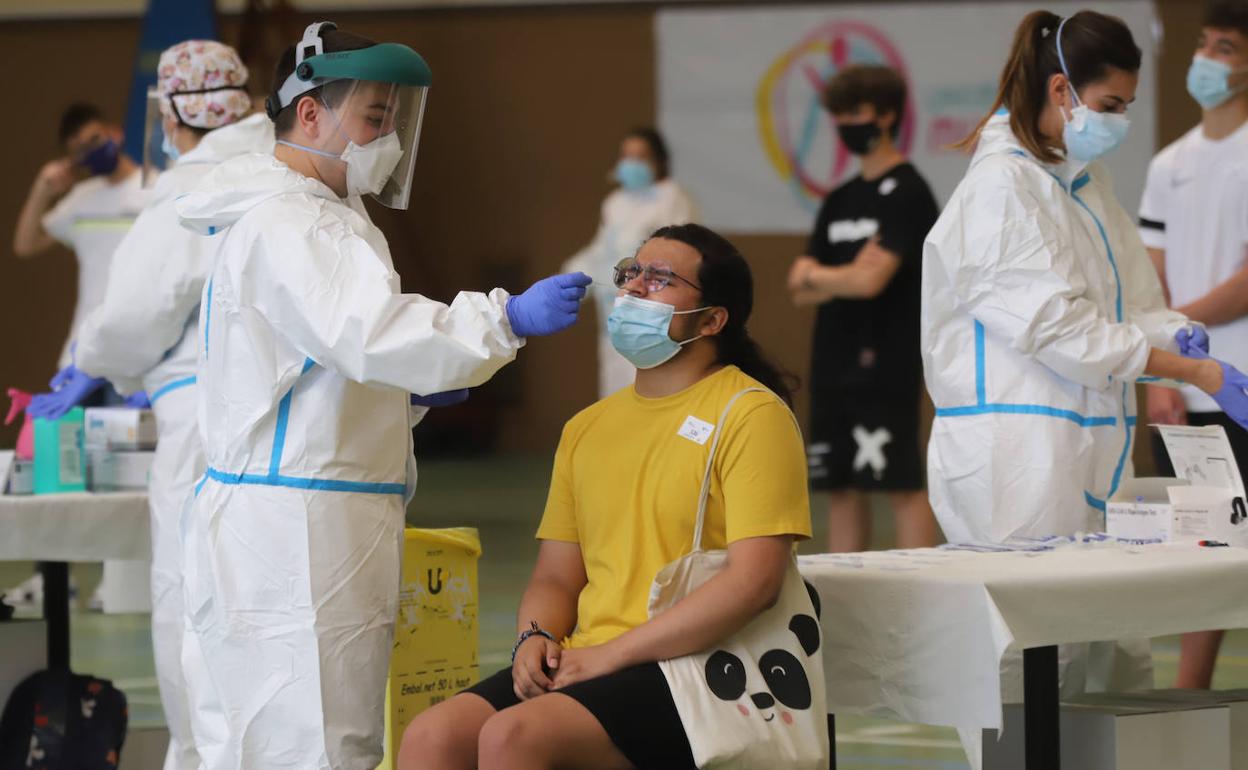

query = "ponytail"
[648,224,798,406]
[954,9,1140,162]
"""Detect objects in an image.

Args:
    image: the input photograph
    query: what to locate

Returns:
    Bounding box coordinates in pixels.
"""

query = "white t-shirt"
[41,170,147,366]
[1139,121,1248,412]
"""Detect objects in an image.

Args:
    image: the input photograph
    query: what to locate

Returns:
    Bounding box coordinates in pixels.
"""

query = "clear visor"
[141,87,173,188]
[313,79,428,210]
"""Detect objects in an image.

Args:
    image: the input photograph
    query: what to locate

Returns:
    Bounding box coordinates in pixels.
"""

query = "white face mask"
[341,131,403,197]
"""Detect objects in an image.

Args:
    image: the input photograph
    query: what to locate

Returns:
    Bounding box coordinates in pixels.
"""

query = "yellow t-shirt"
[536,365,812,649]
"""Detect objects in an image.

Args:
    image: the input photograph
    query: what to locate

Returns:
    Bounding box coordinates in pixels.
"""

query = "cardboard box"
[1107,425,1248,543]
[88,450,156,491]
[376,528,481,770]
[84,407,157,451]
[983,695,1232,770]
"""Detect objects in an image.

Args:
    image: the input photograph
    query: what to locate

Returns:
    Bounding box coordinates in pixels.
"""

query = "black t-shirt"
[806,162,939,394]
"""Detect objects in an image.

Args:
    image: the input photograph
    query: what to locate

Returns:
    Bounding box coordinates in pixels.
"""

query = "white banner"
[657,1,1159,233]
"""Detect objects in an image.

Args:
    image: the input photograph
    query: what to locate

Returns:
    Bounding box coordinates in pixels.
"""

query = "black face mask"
[836,122,882,156]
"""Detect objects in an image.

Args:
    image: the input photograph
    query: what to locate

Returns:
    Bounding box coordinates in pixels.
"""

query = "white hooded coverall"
[922,112,1190,545]
[73,113,275,770]
[175,151,525,770]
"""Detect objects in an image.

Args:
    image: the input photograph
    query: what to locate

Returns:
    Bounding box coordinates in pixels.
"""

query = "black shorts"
[461,663,696,770]
[807,388,923,491]
[1151,411,1248,478]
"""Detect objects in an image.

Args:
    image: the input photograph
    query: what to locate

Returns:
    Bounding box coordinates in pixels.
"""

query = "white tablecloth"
[0,492,149,561]
[798,542,1248,731]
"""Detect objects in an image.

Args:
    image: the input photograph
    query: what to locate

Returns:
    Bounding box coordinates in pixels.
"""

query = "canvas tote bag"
[648,387,828,769]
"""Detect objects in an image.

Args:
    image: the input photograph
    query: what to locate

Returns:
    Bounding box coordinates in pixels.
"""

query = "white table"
[0,493,149,668]
[798,541,1248,769]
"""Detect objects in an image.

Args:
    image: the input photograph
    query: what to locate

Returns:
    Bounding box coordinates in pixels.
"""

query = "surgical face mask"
[161,133,180,163]
[1054,18,1130,164]
[615,158,655,192]
[81,139,120,176]
[1187,54,1248,109]
[607,295,709,369]
[836,121,882,156]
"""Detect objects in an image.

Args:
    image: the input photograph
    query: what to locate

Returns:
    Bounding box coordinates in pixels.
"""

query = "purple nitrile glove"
[27,365,107,420]
[505,272,591,337]
[1184,342,1248,430]
[125,391,151,409]
[410,389,470,408]
[1176,326,1210,357]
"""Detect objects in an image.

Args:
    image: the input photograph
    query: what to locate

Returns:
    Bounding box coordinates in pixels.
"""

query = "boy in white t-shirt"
[1139,0,1248,689]
[13,103,145,369]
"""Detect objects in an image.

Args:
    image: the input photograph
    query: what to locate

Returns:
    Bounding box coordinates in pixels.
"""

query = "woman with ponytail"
[402,223,811,770]
[924,9,1248,546]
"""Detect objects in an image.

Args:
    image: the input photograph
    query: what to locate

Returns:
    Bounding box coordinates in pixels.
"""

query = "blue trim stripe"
[1072,190,1123,322]
[1109,383,1132,497]
[936,403,1118,428]
[975,321,986,407]
[194,474,207,497]
[1085,492,1107,512]
[204,467,405,496]
[1072,173,1091,192]
[269,357,318,477]
[204,278,213,355]
[1137,376,1161,383]
[150,376,196,404]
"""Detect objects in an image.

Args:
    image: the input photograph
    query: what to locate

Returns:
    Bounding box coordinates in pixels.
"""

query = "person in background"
[1140,0,1248,690]
[24,41,261,770]
[13,103,146,370]
[564,127,699,399]
[787,65,940,553]
[401,224,810,770]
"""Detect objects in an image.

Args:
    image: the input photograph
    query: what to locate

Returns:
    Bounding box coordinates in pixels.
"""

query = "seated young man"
[399,223,812,770]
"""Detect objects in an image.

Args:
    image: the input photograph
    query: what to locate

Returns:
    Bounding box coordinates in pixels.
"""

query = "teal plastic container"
[33,407,87,494]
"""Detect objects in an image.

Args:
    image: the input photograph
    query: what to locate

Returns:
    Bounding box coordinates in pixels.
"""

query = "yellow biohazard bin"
[377,527,482,770]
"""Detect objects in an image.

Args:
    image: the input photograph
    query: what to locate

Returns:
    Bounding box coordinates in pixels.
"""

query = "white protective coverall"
[174,150,525,770]
[923,113,1189,770]
[73,113,274,770]
[923,112,1190,544]
[564,179,698,397]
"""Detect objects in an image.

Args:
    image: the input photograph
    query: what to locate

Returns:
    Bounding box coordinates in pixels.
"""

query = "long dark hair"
[955,10,1140,163]
[649,223,796,406]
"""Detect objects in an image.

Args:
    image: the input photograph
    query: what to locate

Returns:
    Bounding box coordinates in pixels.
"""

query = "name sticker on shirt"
[678,415,716,446]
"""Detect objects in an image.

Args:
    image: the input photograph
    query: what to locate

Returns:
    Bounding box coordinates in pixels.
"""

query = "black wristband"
[510,620,556,663]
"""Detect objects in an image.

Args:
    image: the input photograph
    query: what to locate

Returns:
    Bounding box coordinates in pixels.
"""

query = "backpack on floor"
[0,669,127,769]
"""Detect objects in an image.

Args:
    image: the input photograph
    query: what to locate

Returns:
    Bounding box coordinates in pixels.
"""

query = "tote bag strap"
[688,386,763,549]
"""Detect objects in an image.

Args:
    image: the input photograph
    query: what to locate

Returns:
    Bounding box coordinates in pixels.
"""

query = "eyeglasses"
[612,257,703,292]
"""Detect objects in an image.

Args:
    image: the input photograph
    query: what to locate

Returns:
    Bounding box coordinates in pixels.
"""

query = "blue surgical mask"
[81,139,121,176]
[607,295,708,369]
[1187,54,1248,109]
[161,133,180,163]
[1055,18,1130,163]
[614,158,655,192]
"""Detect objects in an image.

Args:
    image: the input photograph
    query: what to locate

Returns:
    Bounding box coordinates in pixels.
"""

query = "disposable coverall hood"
[176,150,335,235]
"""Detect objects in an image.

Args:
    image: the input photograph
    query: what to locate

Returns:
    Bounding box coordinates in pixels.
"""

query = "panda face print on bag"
[703,580,822,724]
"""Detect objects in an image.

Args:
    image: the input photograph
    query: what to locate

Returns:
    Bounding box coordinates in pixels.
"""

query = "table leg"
[828,713,836,770]
[1023,645,1059,770]
[40,561,69,670]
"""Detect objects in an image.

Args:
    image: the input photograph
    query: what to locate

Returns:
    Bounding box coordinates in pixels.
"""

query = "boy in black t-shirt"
[788,65,940,553]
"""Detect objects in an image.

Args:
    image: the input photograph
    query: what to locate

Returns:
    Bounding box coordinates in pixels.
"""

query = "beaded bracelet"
[510,620,556,663]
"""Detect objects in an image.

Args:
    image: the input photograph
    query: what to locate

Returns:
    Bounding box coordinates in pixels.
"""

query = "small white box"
[88,450,156,491]
[1111,689,1248,770]
[983,696,1231,770]
[84,407,157,451]
[8,458,33,495]
[1106,477,1188,541]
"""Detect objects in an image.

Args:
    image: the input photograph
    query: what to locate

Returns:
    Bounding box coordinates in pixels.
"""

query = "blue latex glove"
[1185,345,1248,429]
[27,365,106,420]
[505,272,591,337]
[1176,326,1210,357]
[125,391,151,409]
[410,389,470,408]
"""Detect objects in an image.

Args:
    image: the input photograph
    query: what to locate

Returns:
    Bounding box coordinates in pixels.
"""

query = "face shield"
[268,30,431,209]
[142,87,173,187]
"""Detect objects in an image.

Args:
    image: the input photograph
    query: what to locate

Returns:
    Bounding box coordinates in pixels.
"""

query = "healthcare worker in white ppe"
[174,23,590,770]
[31,40,261,770]
[924,9,1248,546]
[563,128,699,398]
